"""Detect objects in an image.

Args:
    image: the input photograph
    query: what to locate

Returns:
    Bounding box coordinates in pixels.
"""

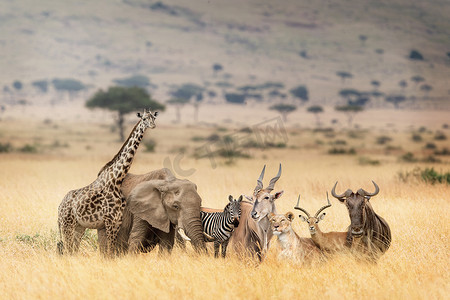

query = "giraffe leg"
[72,224,86,253]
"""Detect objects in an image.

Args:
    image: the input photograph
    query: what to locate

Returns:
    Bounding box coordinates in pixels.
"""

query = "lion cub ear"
[268,212,276,221]
[285,212,294,221]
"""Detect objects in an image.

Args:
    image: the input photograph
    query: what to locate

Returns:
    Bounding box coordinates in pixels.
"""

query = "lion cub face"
[269,212,294,235]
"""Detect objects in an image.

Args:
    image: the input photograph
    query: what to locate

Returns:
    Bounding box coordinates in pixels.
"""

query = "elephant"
[97,168,206,254]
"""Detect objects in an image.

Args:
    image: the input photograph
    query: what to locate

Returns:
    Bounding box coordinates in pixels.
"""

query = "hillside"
[0,0,449,110]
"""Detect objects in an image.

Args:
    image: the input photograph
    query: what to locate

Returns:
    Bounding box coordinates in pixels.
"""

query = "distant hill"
[1,0,449,108]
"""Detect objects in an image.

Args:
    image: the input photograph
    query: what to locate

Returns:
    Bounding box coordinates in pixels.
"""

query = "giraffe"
[57,109,158,256]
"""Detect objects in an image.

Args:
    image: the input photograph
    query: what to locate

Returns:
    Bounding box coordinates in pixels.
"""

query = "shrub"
[411,134,422,142]
[434,131,447,140]
[191,136,205,142]
[434,148,450,156]
[144,139,157,152]
[0,142,12,153]
[400,152,417,162]
[19,144,38,153]
[422,155,441,163]
[409,50,424,61]
[420,168,450,184]
[376,136,392,145]
[328,148,356,155]
[359,156,381,166]
[424,142,437,149]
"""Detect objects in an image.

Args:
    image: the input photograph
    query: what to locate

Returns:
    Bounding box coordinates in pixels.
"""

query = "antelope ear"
[318,213,326,221]
[268,212,276,221]
[273,190,284,200]
[137,112,142,118]
[285,211,294,221]
[244,195,253,202]
[154,111,158,117]
[228,195,233,202]
[299,215,307,222]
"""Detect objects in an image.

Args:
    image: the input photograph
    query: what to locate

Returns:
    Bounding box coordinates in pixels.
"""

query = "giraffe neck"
[98,120,147,182]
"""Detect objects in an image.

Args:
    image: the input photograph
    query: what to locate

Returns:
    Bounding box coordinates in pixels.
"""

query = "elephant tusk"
[178,228,191,241]
[203,232,215,242]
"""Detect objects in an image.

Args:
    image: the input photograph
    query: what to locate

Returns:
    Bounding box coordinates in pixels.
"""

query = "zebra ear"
[238,195,243,202]
[228,195,233,202]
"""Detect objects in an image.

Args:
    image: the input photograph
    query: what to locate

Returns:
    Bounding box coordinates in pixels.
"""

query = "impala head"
[269,212,294,235]
[225,195,242,226]
[294,193,332,235]
[249,164,284,222]
[331,181,380,238]
[137,109,158,129]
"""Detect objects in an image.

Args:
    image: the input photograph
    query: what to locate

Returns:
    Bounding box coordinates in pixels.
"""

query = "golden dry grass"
[0,113,449,299]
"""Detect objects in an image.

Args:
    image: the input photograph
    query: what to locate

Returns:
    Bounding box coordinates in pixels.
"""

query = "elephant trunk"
[183,214,206,252]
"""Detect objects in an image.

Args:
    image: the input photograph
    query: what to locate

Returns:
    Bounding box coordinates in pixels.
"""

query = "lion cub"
[269,212,321,264]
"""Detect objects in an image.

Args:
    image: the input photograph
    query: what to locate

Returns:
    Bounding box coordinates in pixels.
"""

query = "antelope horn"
[254,165,266,193]
[266,163,282,191]
[314,192,332,218]
[177,228,191,241]
[331,181,346,199]
[293,194,311,218]
[362,181,380,197]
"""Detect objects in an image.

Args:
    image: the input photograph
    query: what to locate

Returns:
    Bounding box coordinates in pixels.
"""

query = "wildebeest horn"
[266,163,282,191]
[254,165,266,192]
[362,181,380,197]
[294,194,311,218]
[314,192,332,218]
[331,181,346,199]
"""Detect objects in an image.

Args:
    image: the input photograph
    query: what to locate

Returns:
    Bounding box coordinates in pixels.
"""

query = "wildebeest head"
[249,164,284,222]
[331,181,379,237]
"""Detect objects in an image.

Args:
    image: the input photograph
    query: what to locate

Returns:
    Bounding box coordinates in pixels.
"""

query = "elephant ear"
[127,180,170,233]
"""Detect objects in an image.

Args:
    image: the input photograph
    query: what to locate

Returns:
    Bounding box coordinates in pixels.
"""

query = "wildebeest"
[331,181,391,261]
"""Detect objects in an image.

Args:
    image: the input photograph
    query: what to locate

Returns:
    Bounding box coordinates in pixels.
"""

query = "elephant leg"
[214,241,220,258]
[221,239,230,258]
[97,228,107,255]
[128,217,151,254]
[157,226,175,255]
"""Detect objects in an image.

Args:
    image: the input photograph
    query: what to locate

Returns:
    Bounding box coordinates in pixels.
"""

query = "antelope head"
[249,164,284,222]
[294,193,332,235]
[331,181,380,238]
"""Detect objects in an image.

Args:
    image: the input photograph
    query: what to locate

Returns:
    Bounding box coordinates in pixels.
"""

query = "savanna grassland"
[0,108,449,299]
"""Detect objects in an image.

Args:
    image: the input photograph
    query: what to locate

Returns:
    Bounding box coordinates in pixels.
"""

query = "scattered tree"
[411,75,425,88]
[336,71,353,84]
[307,105,324,127]
[52,78,86,101]
[193,93,203,123]
[269,104,297,122]
[170,83,204,101]
[420,84,432,99]
[359,35,368,46]
[167,98,189,123]
[399,80,408,92]
[370,80,380,90]
[13,81,23,91]
[385,95,406,109]
[225,93,246,104]
[335,105,364,127]
[86,86,165,141]
[113,75,154,89]
[289,85,309,104]
[409,50,424,61]
[32,80,49,93]
[212,63,223,76]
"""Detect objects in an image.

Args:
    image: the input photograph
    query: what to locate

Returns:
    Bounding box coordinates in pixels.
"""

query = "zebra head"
[226,195,243,226]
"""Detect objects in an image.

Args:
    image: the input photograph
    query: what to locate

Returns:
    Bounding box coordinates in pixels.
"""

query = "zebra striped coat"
[201,195,242,257]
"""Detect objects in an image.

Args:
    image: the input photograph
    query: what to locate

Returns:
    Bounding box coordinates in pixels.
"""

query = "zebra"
[201,195,242,258]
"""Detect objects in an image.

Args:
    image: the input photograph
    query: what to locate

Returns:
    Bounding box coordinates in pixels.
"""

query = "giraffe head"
[137,109,158,129]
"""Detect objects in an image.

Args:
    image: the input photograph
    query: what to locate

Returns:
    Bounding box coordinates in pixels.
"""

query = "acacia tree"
[336,71,353,84]
[269,104,296,122]
[170,83,204,122]
[335,105,364,127]
[86,86,165,141]
[411,75,425,89]
[420,84,432,99]
[307,105,324,127]
[167,98,189,123]
[289,85,309,105]
[385,95,406,109]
